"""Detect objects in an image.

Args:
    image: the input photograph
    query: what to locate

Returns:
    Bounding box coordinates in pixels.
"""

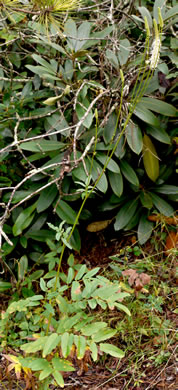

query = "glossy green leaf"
[72,165,87,182]
[46,113,69,135]
[154,185,178,195]
[164,5,178,21]
[39,368,52,381]
[140,98,177,117]
[20,236,28,248]
[99,343,125,358]
[3,187,41,204]
[74,335,86,359]
[0,176,12,187]
[25,230,55,242]
[56,294,69,313]
[146,126,171,144]
[18,255,28,281]
[29,270,44,281]
[21,337,47,353]
[24,64,44,75]
[143,134,159,182]
[126,122,143,154]
[28,358,52,372]
[115,303,131,316]
[140,192,153,209]
[134,105,160,127]
[138,214,154,245]
[52,371,64,387]
[61,332,73,358]
[67,267,75,284]
[26,213,47,233]
[92,328,117,342]
[106,49,119,69]
[153,0,166,22]
[12,203,36,236]
[40,278,47,292]
[107,292,130,306]
[89,341,98,361]
[69,227,81,252]
[37,184,58,213]
[39,36,66,54]
[83,267,100,279]
[81,322,107,336]
[42,333,61,358]
[28,295,43,301]
[56,200,77,225]
[108,171,123,197]
[114,135,126,159]
[75,264,87,281]
[150,193,174,217]
[114,199,139,231]
[43,96,61,105]
[20,140,65,152]
[32,54,57,72]
[96,153,120,173]
[92,285,119,300]
[91,160,108,193]
[83,26,113,50]
[52,357,75,372]
[138,6,152,27]
[76,98,93,128]
[25,65,56,78]
[120,160,139,187]
[88,299,97,309]
[64,19,77,51]
[104,112,118,144]
[118,39,130,65]
[71,281,81,301]
[76,21,91,51]
[94,299,106,310]
[0,281,12,292]
[123,209,141,231]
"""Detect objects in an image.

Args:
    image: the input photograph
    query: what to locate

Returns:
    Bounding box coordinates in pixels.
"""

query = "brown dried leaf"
[135,277,143,291]
[139,273,151,286]
[122,269,138,286]
[86,219,113,232]
[122,269,151,292]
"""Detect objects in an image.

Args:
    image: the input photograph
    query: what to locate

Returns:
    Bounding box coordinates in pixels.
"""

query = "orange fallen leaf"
[165,231,178,253]
[148,214,178,225]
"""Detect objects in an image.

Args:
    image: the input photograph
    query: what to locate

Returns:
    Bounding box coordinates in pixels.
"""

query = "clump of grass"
[31,0,82,29]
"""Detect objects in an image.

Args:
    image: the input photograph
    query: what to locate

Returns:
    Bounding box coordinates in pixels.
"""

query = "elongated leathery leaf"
[138,214,154,245]
[142,134,159,182]
[150,192,174,217]
[37,184,58,213]
[140,97,177,116]
[108,171,123,197]
[56,200,77,224]
[12,203,37,236]
[120,160,139,187]
[114,199,139,231]
[126,122,143,155]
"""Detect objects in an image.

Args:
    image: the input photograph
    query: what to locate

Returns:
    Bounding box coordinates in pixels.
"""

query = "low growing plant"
[0,240,130,388]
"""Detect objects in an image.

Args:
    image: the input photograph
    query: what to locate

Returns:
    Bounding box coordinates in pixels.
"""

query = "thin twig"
[0,77,33,82]
[144,344,177,390]
[73,89,109,161]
